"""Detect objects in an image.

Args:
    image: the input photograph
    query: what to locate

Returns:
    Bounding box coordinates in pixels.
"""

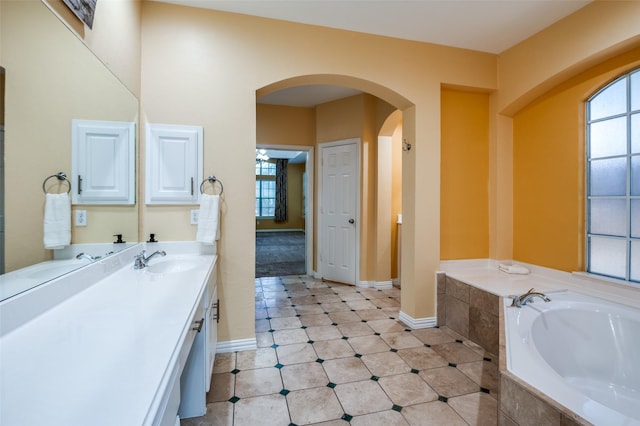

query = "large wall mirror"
[0,1,139,300]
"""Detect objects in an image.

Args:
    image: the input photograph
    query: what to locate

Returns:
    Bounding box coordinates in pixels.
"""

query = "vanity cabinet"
[145,124,203,205]
[71,119,136,205]
[178,260,218,419]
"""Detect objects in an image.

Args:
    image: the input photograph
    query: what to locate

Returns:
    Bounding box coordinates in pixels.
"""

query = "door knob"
[348,219,355,224]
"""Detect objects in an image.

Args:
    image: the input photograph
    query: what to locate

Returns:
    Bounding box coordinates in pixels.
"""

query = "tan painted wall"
[1,1,139,272]
[513,46,640,272]
[141,2,497,340]
[441,88,490,260]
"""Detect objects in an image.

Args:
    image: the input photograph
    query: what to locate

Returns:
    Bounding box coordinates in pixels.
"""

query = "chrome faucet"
[510,288,551,308]
[76,252,98,262]
[133,250,167,269]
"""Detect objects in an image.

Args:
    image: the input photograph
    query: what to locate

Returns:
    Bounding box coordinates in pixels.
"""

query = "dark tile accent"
[411,369,419,374]
[371,376,379,381]
[392,404,403,412]
[438,395,448,403]
[327,382,336,388]
[316,358,324,364]
[280,389,290,395]
[342,414,353,422]
[231,369,240,375]
[229,396,240,403]
[448,363,457,368]
[275,363,284,369]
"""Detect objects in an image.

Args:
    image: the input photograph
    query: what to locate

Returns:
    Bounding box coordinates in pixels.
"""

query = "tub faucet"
[133,250,167,269]
[510,288,551,308]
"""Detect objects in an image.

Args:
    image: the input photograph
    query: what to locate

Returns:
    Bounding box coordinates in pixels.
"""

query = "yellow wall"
[513,46,640,272]
[441,88,490,259]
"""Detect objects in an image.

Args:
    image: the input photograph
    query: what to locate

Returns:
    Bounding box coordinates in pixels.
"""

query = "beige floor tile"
[256,331,274,348]
[397,347,449,370]
[347,335,391,355]
[314,294,343,304]
[361,352,411,377]
[401,400,467,426]
[419,366,480,397]
[234,367,283,398]
[410,327,457,345]
[431,342,484,364]
[306,325,343,341]
[457,360,499,393]
[339,292,365,301]
[379,332,423,350]
[346,300,378,310]
[299,314,333,327]
[313,339,356,360]
[266,298,292,308]
[270,316,303,330]
[448,392,498,426]
[213,352,236,374]
[291,295,317,305]
[378,373,438,406]
[255,308,268,320]
[263,290,288,299]
[332,285,357,293]
[328,310,361,324]
[322,356,372,384]
[180,401,234,426]
[295,304,326,315]
[281,361,329,391]
[276,343,318,365]
[287,387,344,425]
[370,297,400,308]
[321,302,352,313]
[273,328,310,345]
[207,372,234,403]
[307,421,349,426]
[356,309,391,321]
[337,322,374,337]
[287,289,311,297]
[358,288,386,299]
[233,394,290,426]
[309,287,337,295]
[334,380,393,416]
[255,319,271,332]
[350,410,409,426]
[366,319,406,334]
[236,347,277,370]
[267,306,298,318]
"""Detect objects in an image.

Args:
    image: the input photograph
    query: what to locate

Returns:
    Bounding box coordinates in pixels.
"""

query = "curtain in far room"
[275,159,288,222]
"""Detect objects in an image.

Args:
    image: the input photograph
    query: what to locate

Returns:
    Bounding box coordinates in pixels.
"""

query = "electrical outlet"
[190,209,199,225]
[75,210,87,227]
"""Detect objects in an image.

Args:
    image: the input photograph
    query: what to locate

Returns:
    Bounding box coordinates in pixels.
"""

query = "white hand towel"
[196,194,220,244]
[43,192,71,249]
[498,263,530,275]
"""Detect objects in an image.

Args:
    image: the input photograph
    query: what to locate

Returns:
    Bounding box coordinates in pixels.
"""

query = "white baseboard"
[374,281,393,290]
[398,311,437,329]
[216,338,257,353]
[356,280,371,288]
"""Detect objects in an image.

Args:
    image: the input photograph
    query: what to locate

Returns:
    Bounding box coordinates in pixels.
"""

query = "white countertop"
[0,246,216,425]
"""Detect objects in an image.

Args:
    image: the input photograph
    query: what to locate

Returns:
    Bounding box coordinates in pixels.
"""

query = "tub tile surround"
[183,275,500,425]
[440,259,640,426]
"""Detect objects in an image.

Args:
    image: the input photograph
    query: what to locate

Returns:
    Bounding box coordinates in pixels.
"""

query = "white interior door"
[321,141,358,284]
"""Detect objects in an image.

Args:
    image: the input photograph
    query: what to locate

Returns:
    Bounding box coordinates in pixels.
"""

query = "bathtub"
[504,291,640,425]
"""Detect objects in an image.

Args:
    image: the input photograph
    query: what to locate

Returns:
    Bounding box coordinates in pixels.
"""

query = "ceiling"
[154,0,592,106]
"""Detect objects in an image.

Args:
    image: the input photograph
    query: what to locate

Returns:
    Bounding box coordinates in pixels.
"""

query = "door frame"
[317,138,361,285]
[256,144,314,277]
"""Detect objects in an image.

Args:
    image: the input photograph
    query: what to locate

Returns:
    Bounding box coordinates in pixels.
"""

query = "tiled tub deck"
[438,265,593,426]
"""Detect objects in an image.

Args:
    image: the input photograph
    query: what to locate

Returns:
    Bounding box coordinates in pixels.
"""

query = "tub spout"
[510,288,551,308]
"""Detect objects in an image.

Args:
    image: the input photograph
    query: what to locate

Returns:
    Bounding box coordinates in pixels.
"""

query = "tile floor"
[182,276,499,426]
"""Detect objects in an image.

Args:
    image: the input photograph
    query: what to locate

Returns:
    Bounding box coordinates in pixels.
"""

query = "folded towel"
[498,263,530,275]
[43,193,71,249]
[196,194,220,244]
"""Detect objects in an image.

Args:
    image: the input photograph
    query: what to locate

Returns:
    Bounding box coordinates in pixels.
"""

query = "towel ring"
[42,172,71,194]
[199,175,224,195]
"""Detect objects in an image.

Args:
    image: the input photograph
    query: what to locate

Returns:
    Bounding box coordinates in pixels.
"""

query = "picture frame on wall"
[62,0,97,29]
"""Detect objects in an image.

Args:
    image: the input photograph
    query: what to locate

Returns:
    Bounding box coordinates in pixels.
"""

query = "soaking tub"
[504,291,640,426]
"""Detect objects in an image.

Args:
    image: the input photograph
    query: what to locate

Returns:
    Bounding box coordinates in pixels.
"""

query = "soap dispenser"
[113,234,125,244]
[147,233,158,243]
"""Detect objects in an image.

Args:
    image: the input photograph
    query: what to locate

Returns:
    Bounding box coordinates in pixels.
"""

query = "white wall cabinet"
[71,119,136,205]
[145,124,203,205]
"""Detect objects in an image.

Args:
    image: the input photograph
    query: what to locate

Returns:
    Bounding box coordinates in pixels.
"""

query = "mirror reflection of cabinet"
[145,123,203,205]
[71,119,136,205]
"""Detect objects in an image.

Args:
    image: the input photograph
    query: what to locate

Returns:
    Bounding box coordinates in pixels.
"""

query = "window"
[586,68,640,282]
[256,160,276,217]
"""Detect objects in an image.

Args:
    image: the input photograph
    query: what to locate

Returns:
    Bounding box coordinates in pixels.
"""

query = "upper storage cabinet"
[145,124,203,205]
[71,120,136,205]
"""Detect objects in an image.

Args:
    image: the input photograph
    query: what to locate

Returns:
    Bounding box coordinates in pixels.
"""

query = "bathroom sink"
[145,259,201,274]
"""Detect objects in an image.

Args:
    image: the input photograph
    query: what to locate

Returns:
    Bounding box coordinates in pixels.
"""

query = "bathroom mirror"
[0,1,139,301]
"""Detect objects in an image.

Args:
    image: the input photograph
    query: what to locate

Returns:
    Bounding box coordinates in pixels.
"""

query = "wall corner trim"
[399,311,437,329]
[216,338,257,353]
